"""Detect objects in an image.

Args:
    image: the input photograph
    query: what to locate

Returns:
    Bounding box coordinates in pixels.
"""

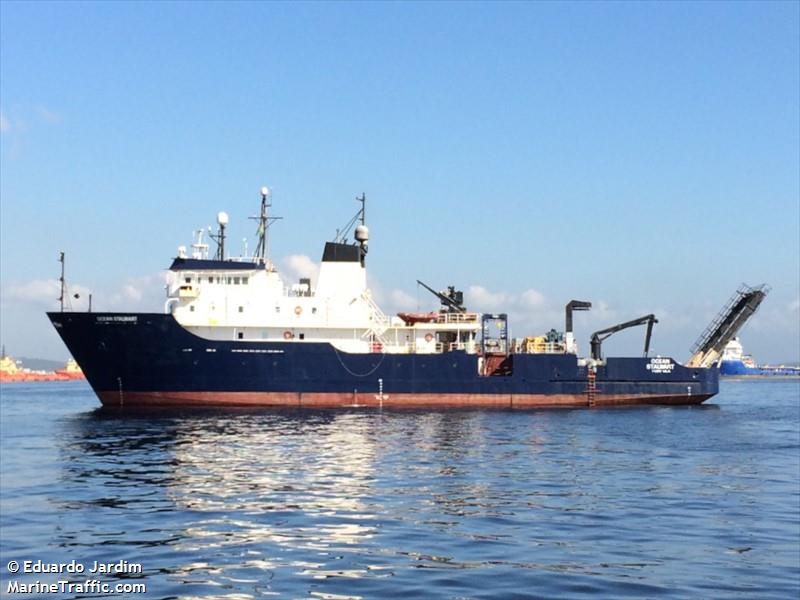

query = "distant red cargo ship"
[0,351,85,383]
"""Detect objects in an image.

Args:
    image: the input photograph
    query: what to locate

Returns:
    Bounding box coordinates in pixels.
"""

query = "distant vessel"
[719,338,800,377]
[55,357,86,380]
[0,348,83,382]
[48,187,766,408]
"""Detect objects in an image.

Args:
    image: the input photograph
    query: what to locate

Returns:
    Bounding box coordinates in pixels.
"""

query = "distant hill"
[16,357,64,372]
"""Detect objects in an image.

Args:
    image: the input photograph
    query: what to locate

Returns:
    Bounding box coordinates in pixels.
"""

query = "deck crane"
[416,280,466,313]
[590,314,658,360]
[565,300,592,354]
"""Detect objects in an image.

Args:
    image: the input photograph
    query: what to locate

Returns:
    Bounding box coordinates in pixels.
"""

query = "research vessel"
[48,188,766,408]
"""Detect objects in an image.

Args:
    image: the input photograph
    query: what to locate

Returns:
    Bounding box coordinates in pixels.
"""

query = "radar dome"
[355,224,369,242]
[217,211,229,226]
[260,186,270,197]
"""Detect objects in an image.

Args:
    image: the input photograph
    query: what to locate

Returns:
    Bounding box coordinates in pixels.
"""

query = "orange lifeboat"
[397,312,438,325]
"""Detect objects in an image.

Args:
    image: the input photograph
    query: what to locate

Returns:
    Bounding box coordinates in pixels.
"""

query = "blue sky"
[1,1,798,363]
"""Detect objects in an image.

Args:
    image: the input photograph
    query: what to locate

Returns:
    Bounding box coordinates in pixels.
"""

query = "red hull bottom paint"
[97,391,712,409]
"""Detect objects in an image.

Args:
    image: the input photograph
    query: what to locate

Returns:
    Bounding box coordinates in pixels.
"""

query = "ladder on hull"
[586,368,597,407]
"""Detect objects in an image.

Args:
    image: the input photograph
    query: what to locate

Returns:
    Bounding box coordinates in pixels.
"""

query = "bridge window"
[189,305,195,312]
[234,277,240,285]
[238,306,244,313]
[185,277,191,284]
[242,277,248,285]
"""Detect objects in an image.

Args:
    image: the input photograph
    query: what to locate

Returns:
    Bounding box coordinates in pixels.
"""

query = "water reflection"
[42,395,799,599]
[55,408,521,596]
[57,409,394,593]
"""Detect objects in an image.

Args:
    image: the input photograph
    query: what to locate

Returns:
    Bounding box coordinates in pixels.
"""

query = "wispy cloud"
[35,105,61,124]
[106,273,169,310]
[466,284,557,324]
[3,278,91,310]
[2,273,169,313]
[281,254,320,286]
[0,105,61,137]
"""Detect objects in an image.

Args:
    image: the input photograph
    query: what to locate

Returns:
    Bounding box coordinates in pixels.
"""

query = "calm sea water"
[1,380,798,599]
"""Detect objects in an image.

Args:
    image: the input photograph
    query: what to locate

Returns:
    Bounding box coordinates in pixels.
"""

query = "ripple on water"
[0,382,798,598]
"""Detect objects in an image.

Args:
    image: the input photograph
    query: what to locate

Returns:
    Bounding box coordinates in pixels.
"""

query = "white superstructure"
[720,337,756,367]
[721,338,744,362]
[164,190,481,355]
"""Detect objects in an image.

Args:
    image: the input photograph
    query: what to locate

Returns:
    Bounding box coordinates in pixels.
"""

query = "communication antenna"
[250,186,282,264]
[191,228,209,260]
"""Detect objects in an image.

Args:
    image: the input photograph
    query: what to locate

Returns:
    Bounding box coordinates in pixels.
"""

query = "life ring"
[294,305,302,316]
[424,333,434,343]
[283,330,293,340]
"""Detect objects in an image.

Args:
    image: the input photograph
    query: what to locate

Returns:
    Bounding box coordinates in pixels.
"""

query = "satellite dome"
[355,224,369,242]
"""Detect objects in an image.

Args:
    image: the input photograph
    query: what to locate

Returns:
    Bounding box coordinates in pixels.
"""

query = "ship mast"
[210,212,228,260]
[58,251,65,312]
[354,193,369,263]
[250,186,282,266]
[331,193,369,265]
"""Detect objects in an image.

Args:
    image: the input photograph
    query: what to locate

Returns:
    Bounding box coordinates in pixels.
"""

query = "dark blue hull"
[48,312,718,408]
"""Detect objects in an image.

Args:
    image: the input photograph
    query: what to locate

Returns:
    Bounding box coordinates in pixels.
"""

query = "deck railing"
[434,312,480,324]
